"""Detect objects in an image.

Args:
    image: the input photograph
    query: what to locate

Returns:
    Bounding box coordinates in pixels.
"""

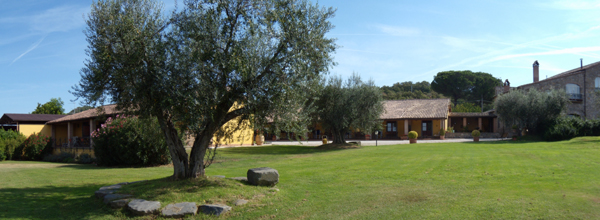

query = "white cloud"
[10,35,47,65]
[545,0,600,10]
[375,24,420,36]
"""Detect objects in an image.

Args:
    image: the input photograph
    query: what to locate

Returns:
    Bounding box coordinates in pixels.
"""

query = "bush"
[93,115,171,167]
[76,154,95,164]
[19,132,52,161]
[439,129,446,136]
[408,131,418,139]
[543,116,600,141]
[0,146,5,161]
[0,130,26,160]
[471,130,481,137]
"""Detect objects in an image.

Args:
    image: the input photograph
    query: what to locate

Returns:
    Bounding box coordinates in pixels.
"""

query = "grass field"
[2,137,600,219]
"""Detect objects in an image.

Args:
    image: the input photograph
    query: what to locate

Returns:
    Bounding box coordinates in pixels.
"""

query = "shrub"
[439,129,446,136]
[471,130,481,137]
[543,116,600,141]
[92,115,171,167]
[19,132,52,161]
[0,145,5,161]
[0,130,26,160]
[76,154,95,164]
[408,131,418,139]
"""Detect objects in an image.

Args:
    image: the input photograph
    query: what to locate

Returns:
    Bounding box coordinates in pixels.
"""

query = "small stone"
[228,177,248,182]
[269,188,280,192]
[116,182,129,185]
[199,204,231,216]
[234,199,248,206]
[247,167,279,186]
[95,189,116,199]
[128,199,161,216]
[161,202,197,218]
[103,194,133,204]
[109,198,132,209]
[99,184,122,191]
[213,175,226,178]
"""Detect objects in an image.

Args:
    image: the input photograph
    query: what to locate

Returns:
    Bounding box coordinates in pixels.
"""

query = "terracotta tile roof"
[380,99,451,120]
[0,114,65,124]
[47,104,120,124]
[448,111,496,117]
[519,60,600,87]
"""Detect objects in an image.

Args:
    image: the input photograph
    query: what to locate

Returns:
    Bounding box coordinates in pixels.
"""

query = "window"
[386,122,397,132]
[596,77,600,91]
[566,84,582,100]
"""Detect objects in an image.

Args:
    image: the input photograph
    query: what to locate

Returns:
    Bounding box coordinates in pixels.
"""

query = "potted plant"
[448,126,454,133]
[408,131,418,144]
[439,128,446,140]
[472,130,481,142]
[512,135,518,141]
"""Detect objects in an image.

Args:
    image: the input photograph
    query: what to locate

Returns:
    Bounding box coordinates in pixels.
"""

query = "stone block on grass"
[103,194,133,204]
[161,202,197,218]
[199,204,231,216]
[109,198,132,209]
[128,199,161,216]
[99,184,122,191]
[95,189,117,199]
[247,167,279,186]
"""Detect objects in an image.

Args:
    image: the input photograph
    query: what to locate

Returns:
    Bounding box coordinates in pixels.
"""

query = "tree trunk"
[332,129,345,144]
[188,132,213,178]
[156,113,189,180]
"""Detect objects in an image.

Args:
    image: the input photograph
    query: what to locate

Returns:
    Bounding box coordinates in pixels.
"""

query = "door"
[422,121,433,137]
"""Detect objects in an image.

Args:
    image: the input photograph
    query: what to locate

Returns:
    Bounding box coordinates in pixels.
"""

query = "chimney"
[533,60,539,83]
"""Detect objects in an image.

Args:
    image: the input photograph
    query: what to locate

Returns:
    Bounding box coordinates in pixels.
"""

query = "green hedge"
[92,115,171,167]
[544,116,600,141]
[0,130,26,161]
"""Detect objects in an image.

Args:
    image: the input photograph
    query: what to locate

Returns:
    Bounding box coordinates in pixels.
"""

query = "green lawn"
[2,137,600,219]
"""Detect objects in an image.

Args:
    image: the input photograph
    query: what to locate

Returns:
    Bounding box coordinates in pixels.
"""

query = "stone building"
[497,60,600,119]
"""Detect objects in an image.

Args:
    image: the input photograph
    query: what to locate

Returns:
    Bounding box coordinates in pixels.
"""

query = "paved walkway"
[264,138,506,146]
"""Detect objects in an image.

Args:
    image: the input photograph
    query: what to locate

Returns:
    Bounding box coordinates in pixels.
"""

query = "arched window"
[566,84,581,100]
[595,77,600,90]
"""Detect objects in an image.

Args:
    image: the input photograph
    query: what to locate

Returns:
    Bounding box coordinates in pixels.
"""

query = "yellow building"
[0,114,64,137]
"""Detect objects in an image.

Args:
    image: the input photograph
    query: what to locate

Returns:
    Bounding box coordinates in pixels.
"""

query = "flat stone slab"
[95,189,117,199]
[228,177,248,181]
[213,175,226,178]
[128,199,161,216]
[99,184,122,191]
[234,199,248,206]
[247,167,279,186]
[161,202,197,218]
[103,194,133,204]
[109,198,132,209]
[199,204,231,216]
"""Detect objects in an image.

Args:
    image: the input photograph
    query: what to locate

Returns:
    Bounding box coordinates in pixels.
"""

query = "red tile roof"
[47,104,120,124]
[380,99,451,119]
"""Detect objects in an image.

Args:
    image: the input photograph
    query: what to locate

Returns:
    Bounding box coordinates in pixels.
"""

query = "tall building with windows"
[499,60,600,119]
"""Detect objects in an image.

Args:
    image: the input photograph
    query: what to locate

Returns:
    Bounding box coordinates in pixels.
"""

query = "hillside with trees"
[381,81,445,100]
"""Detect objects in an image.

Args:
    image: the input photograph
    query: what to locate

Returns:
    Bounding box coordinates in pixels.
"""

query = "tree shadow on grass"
[0,184,115,219]
[221,145,324,155]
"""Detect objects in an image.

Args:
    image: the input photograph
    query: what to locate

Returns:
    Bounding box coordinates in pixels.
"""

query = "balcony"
[568,93,583,101]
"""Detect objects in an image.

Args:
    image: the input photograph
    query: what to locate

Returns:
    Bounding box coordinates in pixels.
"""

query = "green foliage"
[43,152,76,163]
[494,88,569,135]
[0,129,26,160]
[381,81,445,100]
[316,74,385,144]
[19,132,52,161]
[439,129,446,136]
[31,98,65,114]
[408,131,418,139]
[544,116,600,141]
[73,0,337,179]
[431,70,501,104]
[471,130,481,137]
[0,146,5,161]
[92,115,171,167]
[453,102,482,112]
[67,106,93,115]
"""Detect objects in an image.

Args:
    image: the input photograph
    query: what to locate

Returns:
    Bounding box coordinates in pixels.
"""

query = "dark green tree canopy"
[431,70,501,104]
[72,0,337,179]
[31,98,65,115]
[381,81,444,100]
[316,74,384,144]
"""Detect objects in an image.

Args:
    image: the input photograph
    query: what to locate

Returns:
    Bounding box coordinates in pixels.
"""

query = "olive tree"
[72,0,337,179]
[316,74,384,144]
[494,88,568,134]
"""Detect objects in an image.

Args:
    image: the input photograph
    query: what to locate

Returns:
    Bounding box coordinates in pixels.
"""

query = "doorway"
[422,120,433,137]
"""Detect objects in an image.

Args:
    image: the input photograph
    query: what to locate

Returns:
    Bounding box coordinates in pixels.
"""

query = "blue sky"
[2,0,600,114]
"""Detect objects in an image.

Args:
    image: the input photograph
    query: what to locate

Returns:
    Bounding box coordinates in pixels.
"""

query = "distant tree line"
[380,81,444,100]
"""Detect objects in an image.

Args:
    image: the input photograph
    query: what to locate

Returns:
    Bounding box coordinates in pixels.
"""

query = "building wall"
[432,119,441,136]
[212,118,254,146]
[519,65,600,119]
[411,120,422,137]
[18,124,52,137]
